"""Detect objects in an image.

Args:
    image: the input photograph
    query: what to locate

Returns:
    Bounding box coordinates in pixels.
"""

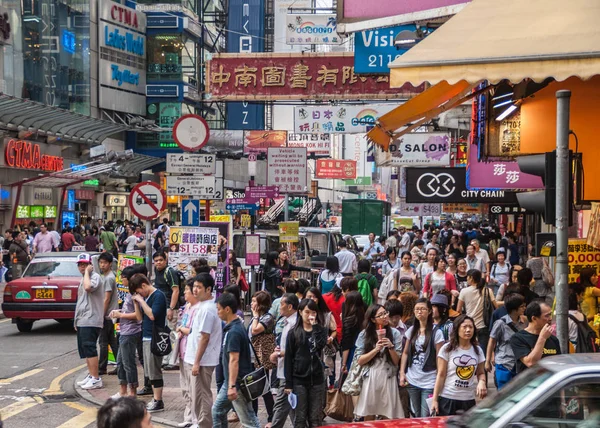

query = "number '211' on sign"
[354,24,417,74]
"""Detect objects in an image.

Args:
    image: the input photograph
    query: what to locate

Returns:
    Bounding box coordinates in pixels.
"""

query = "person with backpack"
[355,259,378,307]
[485,294,527,389]
[567,282,597,353]
[431,294,454,342]
[489,249,511,297]
[422,256,458,301]
[319,256,343,294]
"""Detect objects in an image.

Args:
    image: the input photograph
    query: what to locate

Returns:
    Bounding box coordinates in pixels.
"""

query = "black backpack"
[165,267,186,307]
[569,314,599,353]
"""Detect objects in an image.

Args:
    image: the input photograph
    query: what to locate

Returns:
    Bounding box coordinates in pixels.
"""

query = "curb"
[73,369,179,427]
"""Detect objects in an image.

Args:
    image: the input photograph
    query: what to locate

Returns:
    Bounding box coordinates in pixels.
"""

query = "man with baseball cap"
[74,253,105,390]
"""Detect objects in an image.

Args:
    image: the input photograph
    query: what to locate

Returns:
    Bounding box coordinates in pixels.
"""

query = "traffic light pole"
[555,90,571,354]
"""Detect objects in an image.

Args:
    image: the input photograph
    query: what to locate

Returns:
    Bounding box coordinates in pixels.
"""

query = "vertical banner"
[245,234,261,266]
[226,0,265,129]
[201,222,231,295]
[116,254,145,303]
[587,202,600,250]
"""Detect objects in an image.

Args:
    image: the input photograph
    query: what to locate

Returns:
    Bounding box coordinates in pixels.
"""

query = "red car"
[1,251,99,332]
[333,420,448,428]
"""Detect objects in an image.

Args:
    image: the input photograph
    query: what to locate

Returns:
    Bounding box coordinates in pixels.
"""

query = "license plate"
[35,289,54,299]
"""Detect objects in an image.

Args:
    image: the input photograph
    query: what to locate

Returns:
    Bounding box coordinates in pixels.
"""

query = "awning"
[111,154,165,178]
[0,94,131,144]
[367,80,482,150]
[388,0,600,87]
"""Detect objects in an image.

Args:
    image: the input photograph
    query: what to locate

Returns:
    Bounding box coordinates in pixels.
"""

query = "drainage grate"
[31,393,80,403]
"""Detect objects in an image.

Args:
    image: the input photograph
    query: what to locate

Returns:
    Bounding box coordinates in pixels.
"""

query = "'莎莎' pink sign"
[341,0,470,20]
[466,148,544,190]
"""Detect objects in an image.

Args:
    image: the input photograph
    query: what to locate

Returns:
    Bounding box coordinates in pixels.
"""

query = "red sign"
[316,159,357,179]
[75,189,95,200]
[244,130,287,154]
[111,4,139,28]
[207,53,423,101]
[4,138,64,172]
[129,182,166,221]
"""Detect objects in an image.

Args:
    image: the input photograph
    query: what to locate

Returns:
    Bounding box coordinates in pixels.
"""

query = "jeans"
[117,334,139,387]
[212,384,260,428]
[495,364,516,390]
[407,384,433,418]
[271,379,295,428]
[99,318,119,372]
[294,383,326,428]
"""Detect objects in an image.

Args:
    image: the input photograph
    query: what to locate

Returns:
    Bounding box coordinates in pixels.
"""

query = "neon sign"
[4,139,64,172]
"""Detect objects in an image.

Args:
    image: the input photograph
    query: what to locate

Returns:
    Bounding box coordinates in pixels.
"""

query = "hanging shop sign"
[275,0,311,53]
[285,13,342,45]
[466,147,544,190]
[106,194,128,207]
[206,53,422,101]
[287,133,331,156]
[376,132,451,167]
[267,147,307,194]
[101,2,147,32]
[75,189,95,200]
[315,159,357,179]
[442,203,481,214]
[396,199,442,216]
[354,25,415,74]
[568,239,600,284]
[2,138,64,172]
[244,130,288,154]
[294,103,398,133]
[337,0,470,23]
[489,205,526,215]
[168,227,219,277]
[405,167,519,204]
[28,188,53,205]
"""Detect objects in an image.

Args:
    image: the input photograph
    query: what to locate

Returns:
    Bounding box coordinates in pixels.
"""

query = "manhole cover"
[32,393,80,402]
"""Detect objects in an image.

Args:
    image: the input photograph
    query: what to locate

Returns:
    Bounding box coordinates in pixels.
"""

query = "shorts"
[438,396,476,416]
[77,327,101,359]
[142,340,163,381]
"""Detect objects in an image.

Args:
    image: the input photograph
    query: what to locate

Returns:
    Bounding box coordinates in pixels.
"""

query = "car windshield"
[448,366,554,428]
[23,260,82,278]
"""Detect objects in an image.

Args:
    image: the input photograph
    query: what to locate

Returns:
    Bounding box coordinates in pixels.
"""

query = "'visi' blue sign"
[354,25,415,74]
[111,64,140,86]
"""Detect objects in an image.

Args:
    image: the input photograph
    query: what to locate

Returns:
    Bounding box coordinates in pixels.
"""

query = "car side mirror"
[311,249,320,256]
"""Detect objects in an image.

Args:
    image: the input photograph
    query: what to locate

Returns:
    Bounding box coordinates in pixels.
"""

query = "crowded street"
[2,0,600,427]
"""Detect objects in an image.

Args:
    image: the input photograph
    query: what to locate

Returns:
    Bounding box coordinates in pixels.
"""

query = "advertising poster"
[244,130,288,154]
[116,254,145,302]
[168,227,220,277]
[285,13,342,45]
[200,222,231,295]
[376,132,451,167]
[294,104,398,134]
[245,234,261,266]
[279,221,300,243]
[568,239,600,283]
[586,202,600,250]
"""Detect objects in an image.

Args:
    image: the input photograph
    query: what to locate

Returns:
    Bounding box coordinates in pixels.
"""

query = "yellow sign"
[568,239,600,283]
[443,203,481,214]
[392,217,413,229]
[279,221,299,243]
[241,214,251,229]
[211,215,231,223]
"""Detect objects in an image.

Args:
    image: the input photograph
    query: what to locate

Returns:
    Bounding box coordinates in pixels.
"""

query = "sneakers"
[110,392,122,400]
[77,374,92,386]
[81,377,103,390]
[137,386,153,396]
[146,399,165,413]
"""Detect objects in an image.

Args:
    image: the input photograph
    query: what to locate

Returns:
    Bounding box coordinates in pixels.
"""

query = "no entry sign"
[172,114,210,152]
[128,181,166,220]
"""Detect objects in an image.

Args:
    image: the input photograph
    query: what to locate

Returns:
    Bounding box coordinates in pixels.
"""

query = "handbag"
[239,341,270,402]
[482,286,494,328]
[251,332,277,370]
[325,373,354,422]
[239,270,249,292]
[151,323,172,357]
[341,355,366,396]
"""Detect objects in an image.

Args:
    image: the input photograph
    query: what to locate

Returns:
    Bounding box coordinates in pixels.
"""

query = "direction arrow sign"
[166,153,217,174]
[226,203,258,212]
[129,181,166,221]
[166,176,217,197]
[182,200,200,226]
[226,198,258,205]
[245,185,279,199]
[172,114,210,152]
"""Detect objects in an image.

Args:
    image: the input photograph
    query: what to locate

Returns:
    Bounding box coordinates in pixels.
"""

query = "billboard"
[274,0,311,53]
[337,0,470,23]
[285,13,342,45]
[287,133,331,156]
[244,130,288,154]
[375,132,451,167]
[294,103,399,134]
[206,53,423,101]
[226,0,265,130]
[354,25,415,74]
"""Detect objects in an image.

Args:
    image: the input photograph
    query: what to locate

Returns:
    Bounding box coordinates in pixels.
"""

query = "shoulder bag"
[482,286,494,328]
[325,372,354,422]
[341,354,366,396]
[151,323,172,356]
[239,341,270,402]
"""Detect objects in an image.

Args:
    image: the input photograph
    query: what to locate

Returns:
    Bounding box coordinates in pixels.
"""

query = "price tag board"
[166,176,219,198]
[166,153,217,174]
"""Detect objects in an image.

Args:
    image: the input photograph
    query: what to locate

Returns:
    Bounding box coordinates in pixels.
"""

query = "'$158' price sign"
[178,244,209,255]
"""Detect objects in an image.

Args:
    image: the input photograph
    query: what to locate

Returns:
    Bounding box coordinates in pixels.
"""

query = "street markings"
[56,402,97,428]
[0,318,10,324]
[44,363,86,395]
[0,368,45,384]
[0,396,37,420]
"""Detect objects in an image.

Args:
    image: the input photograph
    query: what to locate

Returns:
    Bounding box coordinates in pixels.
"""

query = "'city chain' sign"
[405,167,519,204]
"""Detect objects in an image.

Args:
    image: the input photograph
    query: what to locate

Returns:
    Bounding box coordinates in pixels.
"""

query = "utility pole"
[555,89,571,354]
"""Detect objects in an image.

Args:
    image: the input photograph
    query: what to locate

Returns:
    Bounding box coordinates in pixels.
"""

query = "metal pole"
[555,89,571,355]
[145,219,152,278]
[284,193,289,221]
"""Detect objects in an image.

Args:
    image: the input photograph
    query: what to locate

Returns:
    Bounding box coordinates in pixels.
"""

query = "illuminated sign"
[16,205,30,219]
[44,206,57,218]
[71,163,86,172]
[4,139,64,172]
[83,179,99,186]
[111,64,140,86]
[104,25,144,56]
[31,206,44,218]
[62,29,76,54]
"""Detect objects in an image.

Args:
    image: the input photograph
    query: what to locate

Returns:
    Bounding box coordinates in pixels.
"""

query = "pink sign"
[466,148,544,190]
[341,0,470,21]
[245,186,280,199]
[245,234,261,266]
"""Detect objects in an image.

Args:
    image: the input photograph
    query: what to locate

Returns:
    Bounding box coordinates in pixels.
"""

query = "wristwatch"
[229,384,236,389]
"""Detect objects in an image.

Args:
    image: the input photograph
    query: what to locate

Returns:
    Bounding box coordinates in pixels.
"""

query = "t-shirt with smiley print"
[438,343,485,401]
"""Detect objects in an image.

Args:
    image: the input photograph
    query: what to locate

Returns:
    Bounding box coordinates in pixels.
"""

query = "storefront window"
[21,0,90,114]
[147,34,197,83]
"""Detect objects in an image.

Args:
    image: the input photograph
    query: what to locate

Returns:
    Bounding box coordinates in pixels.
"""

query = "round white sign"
[128,181,166,220]
[172,114,210,152]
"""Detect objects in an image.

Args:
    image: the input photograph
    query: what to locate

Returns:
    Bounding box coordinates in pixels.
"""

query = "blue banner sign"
[354,25,415,74]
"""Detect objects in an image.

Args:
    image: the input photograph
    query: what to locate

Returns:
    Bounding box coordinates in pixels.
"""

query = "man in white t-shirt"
[335,241,357,276]
[186,273,223,428]
[471,239,491,277]
[397,227,411,254]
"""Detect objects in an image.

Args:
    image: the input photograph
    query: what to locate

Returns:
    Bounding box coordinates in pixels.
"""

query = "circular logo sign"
[416,173,456,198]
[172,114,210,152]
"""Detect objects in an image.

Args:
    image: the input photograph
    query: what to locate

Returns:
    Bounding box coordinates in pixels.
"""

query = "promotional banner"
[226,0,265,129]
[279,221,300,243]
[466,147,544,190]
[207,53,423,100]
[200,222,231,295]
[405,167,519,204]
[568,239,600,283]
[294,103,398,134]
[376,132,451,167]
[443,203,481,214]
[115,254,145,303]
[267,147,307,193]
[338,0,470,22]
[342,134,370,181]
[285,13,342,45]
[244,130,288,154]
[315,159,357,179]
[287,133,331,156]
[354,25,415,73]
[168,227,220,274]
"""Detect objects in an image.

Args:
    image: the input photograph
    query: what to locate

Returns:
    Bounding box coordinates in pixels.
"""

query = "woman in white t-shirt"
[431,315,487,416]
[400,298,445,417]
[489,250,511,297]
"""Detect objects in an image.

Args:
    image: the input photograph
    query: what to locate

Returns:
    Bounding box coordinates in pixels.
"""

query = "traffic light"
[326,202,332,215]
[516,150,573,226]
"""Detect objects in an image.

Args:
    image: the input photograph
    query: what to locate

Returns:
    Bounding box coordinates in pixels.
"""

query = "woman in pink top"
[423,256,458,301]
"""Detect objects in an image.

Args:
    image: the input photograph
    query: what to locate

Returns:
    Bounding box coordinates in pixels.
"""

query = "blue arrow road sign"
[182,200,200,226]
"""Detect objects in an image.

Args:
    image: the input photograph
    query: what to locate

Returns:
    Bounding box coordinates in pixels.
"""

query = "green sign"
[83,179,99,186]
[30,206,44,218]
[16,205,30,219]
[344,177,372,186]
[44,206,57,218]
[159,103,181,147]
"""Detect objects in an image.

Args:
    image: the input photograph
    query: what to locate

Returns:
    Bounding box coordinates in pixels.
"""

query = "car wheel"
[16,320,33,333]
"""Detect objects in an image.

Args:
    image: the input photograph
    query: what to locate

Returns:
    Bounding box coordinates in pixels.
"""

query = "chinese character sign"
[287,133,331,156]
[315,159,357,179]
[285,13,342,45]
[294,103,399,134]
[267,147,307,194]
[207,53,423,100]
[568,239,600,283]
[116,254,145,303]
[168,227,220,278]
[244,130,288,154]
